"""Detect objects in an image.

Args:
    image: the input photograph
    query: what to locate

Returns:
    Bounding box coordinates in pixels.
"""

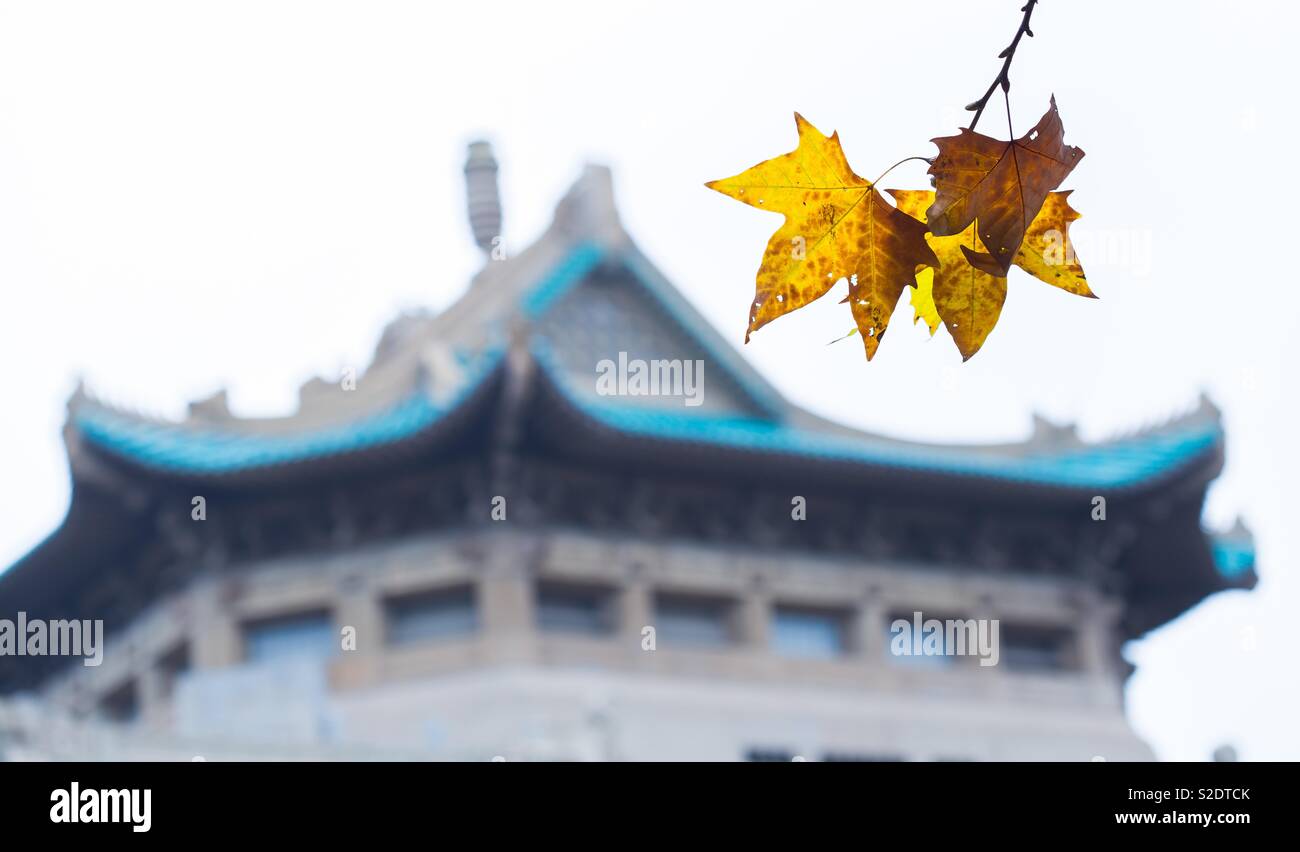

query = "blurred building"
[0,147,1256,761]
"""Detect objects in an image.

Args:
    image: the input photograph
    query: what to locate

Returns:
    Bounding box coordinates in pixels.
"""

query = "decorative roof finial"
[464,141,502,256]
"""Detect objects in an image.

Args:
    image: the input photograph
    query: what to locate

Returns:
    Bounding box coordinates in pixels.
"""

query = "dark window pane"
[536,583,616,636]
[156,642,190,697]
[100,679,139,723]
[1002,624,1076,672]
[386,586,477,645]
[655,593,734,647]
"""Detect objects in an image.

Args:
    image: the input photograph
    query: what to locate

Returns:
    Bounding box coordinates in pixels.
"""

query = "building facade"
[0,153,1256,761]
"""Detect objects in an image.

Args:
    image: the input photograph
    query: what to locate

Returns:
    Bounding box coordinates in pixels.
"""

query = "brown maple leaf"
[706,113,938,360]
[926,96,1084,274]
[891,189,1008,361]
[892,187,1097,359]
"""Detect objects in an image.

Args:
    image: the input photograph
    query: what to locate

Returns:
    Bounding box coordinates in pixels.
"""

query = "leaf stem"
[965,0,1039,134]
[871,156,933,186]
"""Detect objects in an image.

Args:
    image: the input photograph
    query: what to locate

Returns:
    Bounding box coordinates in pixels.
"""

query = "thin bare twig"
[965,0,1039,133]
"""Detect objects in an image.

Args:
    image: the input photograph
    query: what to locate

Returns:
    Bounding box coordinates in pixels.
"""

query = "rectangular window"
[156,641,190,698]
[772,606,850,659]
[385,585,477,645]
[1002,623,1076,672]
[654,593,736,648]
[243,610,335,664]
[884,610,960,669]
[99,679,139,723]
[535,583,617,636]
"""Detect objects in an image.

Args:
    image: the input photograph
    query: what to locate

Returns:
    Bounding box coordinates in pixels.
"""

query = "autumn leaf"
[706,113,937,360]
[1013,190,1094,298]
[926,96,1084,274]
[910,268,942,335]
[892,189,1007,360]
[704,4,1094,364]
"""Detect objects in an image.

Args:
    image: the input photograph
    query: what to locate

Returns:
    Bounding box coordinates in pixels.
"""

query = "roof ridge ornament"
[1194,390,1222,422]
[1028,412,1079,448]
[67,377,88,412]
[1140,391,1223,438]
[464,141,503,256]
[188,388,232,422]
[552,163,624,245]
[1218,516,1253,543]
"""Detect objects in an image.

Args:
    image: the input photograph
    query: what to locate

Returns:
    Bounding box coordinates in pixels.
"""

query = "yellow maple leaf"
[1013,190,1094,298]
[706,113,937,360]
[910,268,942,336]
[891,189,1007,361]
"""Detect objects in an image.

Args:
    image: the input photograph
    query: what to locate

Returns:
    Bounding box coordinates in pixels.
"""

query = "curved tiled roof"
[547,371,1223,490]
[67,235,1225,494]
[77,393,447,474]
[72,350,504,475]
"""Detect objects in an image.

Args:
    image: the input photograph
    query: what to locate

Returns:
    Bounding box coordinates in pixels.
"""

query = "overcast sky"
[1,0,1296,760]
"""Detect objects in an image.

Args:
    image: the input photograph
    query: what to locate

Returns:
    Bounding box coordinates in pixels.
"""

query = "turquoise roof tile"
[75,351,503,474]
[1212,539,1255,580]
[554,379,1221,490]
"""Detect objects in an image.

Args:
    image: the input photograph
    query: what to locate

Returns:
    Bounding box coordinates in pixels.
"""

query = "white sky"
[0,0,1295,760]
